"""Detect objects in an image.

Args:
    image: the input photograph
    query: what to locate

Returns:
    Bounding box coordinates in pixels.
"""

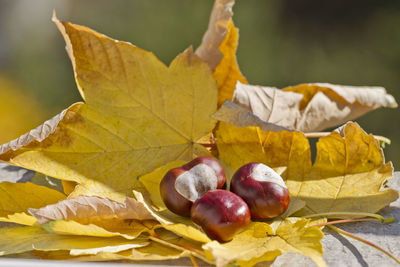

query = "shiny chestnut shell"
[190,189,251,242]
[160,157,226,216]
[230,162,290,220]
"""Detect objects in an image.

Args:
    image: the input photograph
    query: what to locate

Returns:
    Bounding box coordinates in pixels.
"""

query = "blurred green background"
[0,0,399,166]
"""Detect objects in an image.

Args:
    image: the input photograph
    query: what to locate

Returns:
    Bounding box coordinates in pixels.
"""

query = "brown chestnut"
[160,156,226,216]
[230,162,290,220]
[190,189,251,242]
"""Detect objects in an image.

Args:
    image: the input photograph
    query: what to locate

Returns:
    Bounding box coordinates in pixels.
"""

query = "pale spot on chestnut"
[160,157,226,217]
[251,164,287,188]
[175,163,218,202]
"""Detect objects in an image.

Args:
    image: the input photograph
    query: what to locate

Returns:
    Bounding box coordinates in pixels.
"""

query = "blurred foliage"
[0,76,48,144]
[0,0,399,166]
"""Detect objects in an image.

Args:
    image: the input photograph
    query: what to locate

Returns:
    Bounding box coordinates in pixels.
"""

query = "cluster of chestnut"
[160,156,290,242]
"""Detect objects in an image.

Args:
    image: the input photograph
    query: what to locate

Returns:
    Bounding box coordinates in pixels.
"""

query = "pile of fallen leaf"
[0,0,398,266]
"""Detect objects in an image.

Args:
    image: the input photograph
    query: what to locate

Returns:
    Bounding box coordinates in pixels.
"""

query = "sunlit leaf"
[216,119,398,214]
[196,0,247,106]
[203,219,325,267]
[0,14,217,202]
[29,195,153,224]
[0,226,148,256]
[233,82,397,132]
[0,182,65,225]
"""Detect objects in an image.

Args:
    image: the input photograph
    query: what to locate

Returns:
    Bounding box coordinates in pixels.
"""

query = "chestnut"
[160,156,226,216]
[190,189,250,242]
[230,162,290,220]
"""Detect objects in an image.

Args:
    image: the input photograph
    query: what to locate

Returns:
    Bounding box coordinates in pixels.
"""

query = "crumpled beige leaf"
[196,0,247,106]
[0,226,148,256]
[203,219,325,267]
[233,82,397,132]
[212,101,289,132]
[216,119,398,215]
[0,14,217,202]
[0,182,65,225]
[29,195,153,224]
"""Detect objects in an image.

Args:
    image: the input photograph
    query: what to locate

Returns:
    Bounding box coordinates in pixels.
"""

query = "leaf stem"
[149,233,212,264]
[310,217,381,227]
[189,254,200,267]
[302,212,394,223]
[327,224,400,264]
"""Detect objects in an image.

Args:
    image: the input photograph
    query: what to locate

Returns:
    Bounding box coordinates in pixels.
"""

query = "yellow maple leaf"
[68,242,189,262]
[215,106,398,214]
[196,0,247,107]
[41,229,207,262]
[203,219,325,267]
[0,182,65,225]
[42,219,158,240]
[0,14,218,202]
[0,226,148,256]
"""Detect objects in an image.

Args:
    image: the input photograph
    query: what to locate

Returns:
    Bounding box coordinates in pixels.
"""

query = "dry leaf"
[42,219,157,240]
[216,120,398,214]
[33,244,148,258]
[196,0,247,106]
[203,219,325,267]
[297,123,398,214]
[29,195,153,225]
[53,230,202,262]
[233,82,397,132]
[212,101,289,132]
[0,226,148,256]
[70,241,188,262]
[132,189,211,243]
[0,14,217,202]
[0,182,65,225]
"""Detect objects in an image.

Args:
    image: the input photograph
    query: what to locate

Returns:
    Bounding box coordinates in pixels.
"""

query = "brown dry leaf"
[216,117,398,214]
[233,82,397,132]
[0,182,65,225]
[0,14,217,202]
[203,219,325,267]
[196,0,247,106]
[29,195,153,225]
